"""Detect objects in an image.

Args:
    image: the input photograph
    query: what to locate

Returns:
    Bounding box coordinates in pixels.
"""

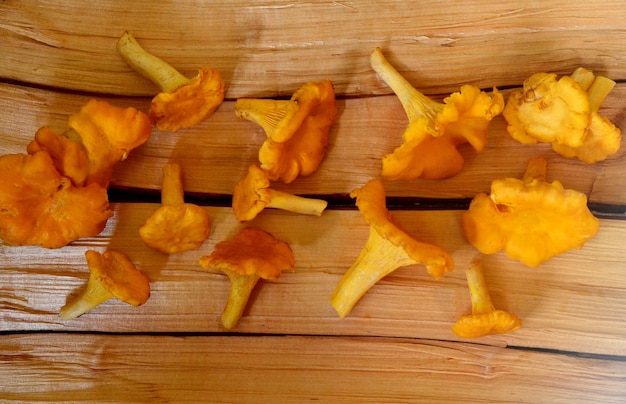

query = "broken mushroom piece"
[116,31,225,132]
[235,80,338,183]
[0,151,113,248]
[452,262,522,338]
[330,179,454,319]
[60,250,151,320]
[503,67,621,163]
[462,157,600,267]
[139,162,211,254]
[198,227,295,329]
[370,48,504,180]
[232,164,328,222]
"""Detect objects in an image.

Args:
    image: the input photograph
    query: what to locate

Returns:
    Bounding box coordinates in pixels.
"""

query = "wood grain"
[1,83,624,205]
[1,205,625,355]
[2,334,625,403]
[1,1,626,98]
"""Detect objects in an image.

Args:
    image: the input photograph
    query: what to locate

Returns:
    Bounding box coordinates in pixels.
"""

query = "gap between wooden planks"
[1,334,625,403]
[1,205,625,356]
[0,83,625,207]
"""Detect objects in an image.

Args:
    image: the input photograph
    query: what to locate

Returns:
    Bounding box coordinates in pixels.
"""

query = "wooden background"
[1,1,625,402]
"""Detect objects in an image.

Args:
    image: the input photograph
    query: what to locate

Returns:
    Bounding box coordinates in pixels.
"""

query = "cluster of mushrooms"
[0,35,620,337]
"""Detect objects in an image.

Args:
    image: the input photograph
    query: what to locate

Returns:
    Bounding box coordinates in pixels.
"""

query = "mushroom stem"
[522,156,547,184]
[59,276,115,320]
[222,270,261,329]
[161,162,185,206]
[464,262,496,315]
[370,47,444,127]
[116,31,190,93]
[330,228,417,319]
[266,189,328,216]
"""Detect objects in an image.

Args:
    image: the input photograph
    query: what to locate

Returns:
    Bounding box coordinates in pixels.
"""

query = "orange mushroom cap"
[235,80,338,183]
[0,151,113,248]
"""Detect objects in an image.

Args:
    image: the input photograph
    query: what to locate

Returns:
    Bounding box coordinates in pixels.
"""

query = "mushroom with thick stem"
[232,164,328,222]
[452,262,522,338]
[370,48,503,180]
[139,162,211,254]
[60,250,151,320]
[198,227,295,329]
[116,31,225,132]
[235,80,338,184]
[330,179,454,319]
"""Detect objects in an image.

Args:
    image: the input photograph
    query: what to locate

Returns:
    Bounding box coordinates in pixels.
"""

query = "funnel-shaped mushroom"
[139,162,211,254]
[232,164,328,222]
[330,179,454,319]
[198,227,295,329]
[370,48,503,180]
[503,67,621,163]
[462,157,600,267]
[0,151,113,248]
[452,262,522,338]
[116,31,225,132]
[60,250,151,320]
[235,80,338,183]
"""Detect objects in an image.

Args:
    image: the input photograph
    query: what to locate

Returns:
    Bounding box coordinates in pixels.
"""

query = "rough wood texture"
[1,0,625,401]
[2,334,625,403]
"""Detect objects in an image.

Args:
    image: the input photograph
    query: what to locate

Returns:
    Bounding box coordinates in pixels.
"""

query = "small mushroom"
[452,262,522,338]
[60,250,151,320]
[232,164,328,222]
[235,80,338,183]
[139,162,211,254]
[116,31,225,132]
[198,227,295,329]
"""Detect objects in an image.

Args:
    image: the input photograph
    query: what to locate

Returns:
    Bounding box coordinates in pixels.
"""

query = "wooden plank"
[1,83,624,205]
[1,334,625,403]
[1,1,626,98]
[1,205,625,355]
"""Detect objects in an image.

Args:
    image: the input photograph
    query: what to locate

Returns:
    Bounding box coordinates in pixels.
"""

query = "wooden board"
[1,0,625,401]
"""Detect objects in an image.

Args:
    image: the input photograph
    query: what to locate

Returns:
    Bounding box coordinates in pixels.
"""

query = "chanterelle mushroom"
[370,48,503,180]
[116,31,225,132]
[235,80,338,183]
[139,162,211,254]
[452,262,522,338]
[232,164,328,222]
[330,179,454,319]
[198,227,295,329]
[60,250,151,320]
[462,157,600,267]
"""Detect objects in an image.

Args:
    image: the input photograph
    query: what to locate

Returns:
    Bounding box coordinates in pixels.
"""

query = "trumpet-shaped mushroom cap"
[236,80,338,183]
[0,151,113,248]
[462,157,600,267]
[232,164,272,222]
[67,99,152,187]
[150,67,225,132]
[199,227,295,279]
[351,179,454,279]
[85,250,151,306]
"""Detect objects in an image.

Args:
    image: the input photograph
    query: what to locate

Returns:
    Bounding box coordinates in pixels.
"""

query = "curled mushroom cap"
[452,262,522,338]
[232,164,328,222]
[60,250,151,320]
[116,31,225,132]
[371,48,503,180]
[235,80,338,183]
[67,99,152,187]
[139,162,211,254]
[199,227,295,329]
[0,151,113,248]
[462,157,600,267]
[329,179,454,319]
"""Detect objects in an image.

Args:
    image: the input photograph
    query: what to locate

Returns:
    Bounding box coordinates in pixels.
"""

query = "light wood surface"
[1,0,625,401]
